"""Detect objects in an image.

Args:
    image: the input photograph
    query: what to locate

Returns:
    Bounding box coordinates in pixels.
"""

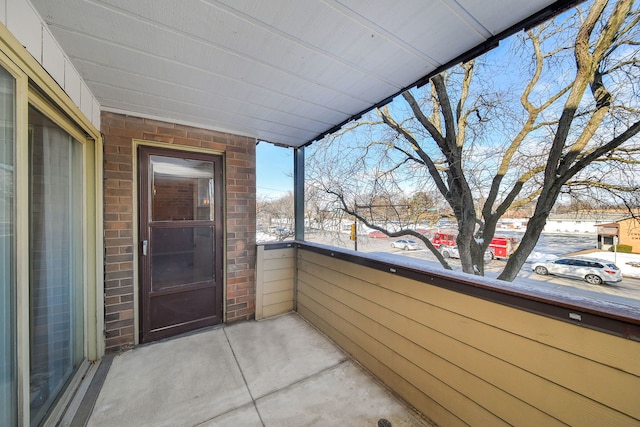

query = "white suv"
[531,257,622,285]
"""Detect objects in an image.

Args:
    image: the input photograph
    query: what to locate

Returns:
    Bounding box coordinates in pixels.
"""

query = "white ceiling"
[31,0,580,147]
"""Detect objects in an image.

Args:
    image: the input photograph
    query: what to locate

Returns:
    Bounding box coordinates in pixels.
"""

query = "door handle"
[142,240,148,256]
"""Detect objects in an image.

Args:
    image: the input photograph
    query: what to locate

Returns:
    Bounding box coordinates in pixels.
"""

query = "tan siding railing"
[296,246,640,426]
[256,243,295,319]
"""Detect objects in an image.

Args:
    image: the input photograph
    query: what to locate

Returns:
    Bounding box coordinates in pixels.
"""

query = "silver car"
[391,239,419,250]
[440,245,492,263]
[531,257,622,285]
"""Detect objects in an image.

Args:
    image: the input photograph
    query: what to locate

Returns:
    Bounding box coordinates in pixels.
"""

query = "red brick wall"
[101,112,256,352]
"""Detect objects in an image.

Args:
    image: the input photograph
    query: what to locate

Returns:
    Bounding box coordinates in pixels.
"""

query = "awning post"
[294,146,305,240]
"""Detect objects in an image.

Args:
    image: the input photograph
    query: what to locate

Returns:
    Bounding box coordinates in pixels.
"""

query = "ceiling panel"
[30,0,580,147]
[80,61,336,131]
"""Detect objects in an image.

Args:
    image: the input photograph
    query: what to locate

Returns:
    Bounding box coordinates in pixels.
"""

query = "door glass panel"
[29,106,84,426]
[151,226,214,291]
[150,155,214,221]
[140,147,222,343]
[0,65,16,427]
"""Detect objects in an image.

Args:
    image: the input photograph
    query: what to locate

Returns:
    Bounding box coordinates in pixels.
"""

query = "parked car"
[487,236,519,259]
[431,232,456,249]
[391,239,419,250]
[432,232,519,259]
[439,244,459,258]
[368,230,388,238]
[268,226,291,236]
[439,245,492,263]
[531,257,622,285]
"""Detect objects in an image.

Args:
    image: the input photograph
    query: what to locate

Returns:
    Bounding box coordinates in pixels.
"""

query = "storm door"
[138,147,223,343]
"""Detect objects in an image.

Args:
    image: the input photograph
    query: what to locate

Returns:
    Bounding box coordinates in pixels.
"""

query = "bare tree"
[257,192,295,241]
[308,0,640,279]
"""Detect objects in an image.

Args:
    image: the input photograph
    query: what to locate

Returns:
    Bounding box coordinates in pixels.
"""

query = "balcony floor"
[85,313,429,426]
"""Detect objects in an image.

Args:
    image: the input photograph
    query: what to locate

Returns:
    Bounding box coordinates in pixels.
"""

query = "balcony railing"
[257,241,640,426]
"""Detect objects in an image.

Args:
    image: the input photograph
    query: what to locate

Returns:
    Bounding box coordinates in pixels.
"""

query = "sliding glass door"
[0,62,16,427]
[28,106,84,426]
[0,27,101,426]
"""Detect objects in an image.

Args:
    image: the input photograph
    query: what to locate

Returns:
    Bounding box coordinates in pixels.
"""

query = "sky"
[255,0,638,207]
[256,142,293,201]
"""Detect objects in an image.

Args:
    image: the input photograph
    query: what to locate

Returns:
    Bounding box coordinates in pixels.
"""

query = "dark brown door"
[138,146,223,343]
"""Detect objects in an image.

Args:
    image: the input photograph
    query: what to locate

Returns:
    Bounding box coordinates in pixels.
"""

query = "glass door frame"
[132,140,226,345]
[26,99,89,426]
[137,145,224,343]
[0,24,103,426]
[0,43,26,427]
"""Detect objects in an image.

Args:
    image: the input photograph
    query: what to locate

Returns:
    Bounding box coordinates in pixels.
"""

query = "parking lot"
[305,230,640,307]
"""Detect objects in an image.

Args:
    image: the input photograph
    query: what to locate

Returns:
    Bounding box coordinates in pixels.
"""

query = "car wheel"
[585,274,603,285]
[403,245,408,250]
[442,251,450,259]
[534,266,548,275]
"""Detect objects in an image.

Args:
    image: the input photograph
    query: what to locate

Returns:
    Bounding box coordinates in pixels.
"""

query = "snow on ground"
[256,232,273,242]
[578,251,640,279]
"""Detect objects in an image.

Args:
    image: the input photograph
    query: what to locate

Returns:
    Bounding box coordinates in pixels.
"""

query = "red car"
[431,232,456,248]
[368,230,388,238]
[432,232,519,259]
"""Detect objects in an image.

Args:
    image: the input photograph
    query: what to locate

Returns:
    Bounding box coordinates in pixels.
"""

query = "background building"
[597,216,640,253]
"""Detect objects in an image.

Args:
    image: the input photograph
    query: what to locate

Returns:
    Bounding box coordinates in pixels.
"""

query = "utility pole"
[350,220,357,251]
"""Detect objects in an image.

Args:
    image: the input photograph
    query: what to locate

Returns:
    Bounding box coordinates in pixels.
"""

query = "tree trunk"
[498,190,558,281]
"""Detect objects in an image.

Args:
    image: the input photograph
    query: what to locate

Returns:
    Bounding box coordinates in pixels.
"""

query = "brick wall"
[101,112,256,352]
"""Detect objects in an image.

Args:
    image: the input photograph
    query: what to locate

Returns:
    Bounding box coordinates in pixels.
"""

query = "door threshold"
[61,355,114,427]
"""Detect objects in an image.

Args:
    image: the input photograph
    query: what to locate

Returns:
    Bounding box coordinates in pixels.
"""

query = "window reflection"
[150,156,214,221]
[29,106,83,426]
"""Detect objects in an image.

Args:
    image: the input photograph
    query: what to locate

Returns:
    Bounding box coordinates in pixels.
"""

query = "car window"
[573,260,589,267]
[554,259,572,265]
[606,263,619,270]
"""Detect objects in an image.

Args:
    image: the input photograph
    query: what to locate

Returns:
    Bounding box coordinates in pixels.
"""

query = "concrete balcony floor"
[84,313,430,426]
